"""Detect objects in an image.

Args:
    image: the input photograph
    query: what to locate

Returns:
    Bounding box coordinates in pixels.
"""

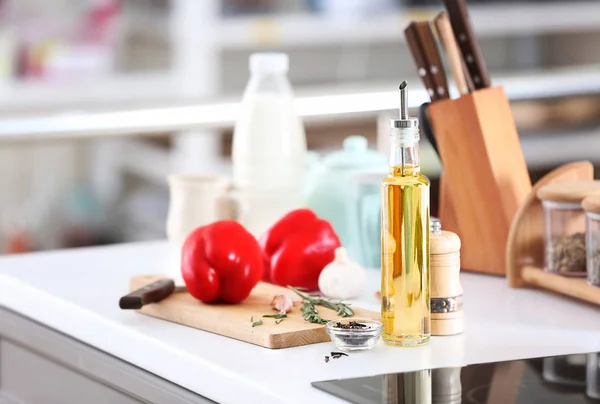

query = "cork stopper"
[537,180,600,204]
[583,195,600,215]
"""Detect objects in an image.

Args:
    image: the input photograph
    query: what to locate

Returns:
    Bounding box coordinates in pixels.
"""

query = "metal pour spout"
[399,81,409,120]
[390,81,418,130]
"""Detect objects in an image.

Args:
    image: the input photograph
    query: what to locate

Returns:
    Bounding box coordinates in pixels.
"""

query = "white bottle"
[232,53,307,236]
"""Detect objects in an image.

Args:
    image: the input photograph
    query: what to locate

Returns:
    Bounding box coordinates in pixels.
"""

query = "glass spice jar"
[583,195,600,287]
[537,181,600,276]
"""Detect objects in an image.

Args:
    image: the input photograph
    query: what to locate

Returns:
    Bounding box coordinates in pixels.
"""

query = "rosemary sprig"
[262,313,287,319]
[301,300,327,324]
[288,286,354,324]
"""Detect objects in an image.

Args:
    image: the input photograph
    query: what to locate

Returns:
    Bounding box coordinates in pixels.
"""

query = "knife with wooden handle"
[434,12,469,96]
[460,54,476,93]
[414,21,450,101]
[405,22,438,102]
[442,0,491,89]
[119,278,182,309]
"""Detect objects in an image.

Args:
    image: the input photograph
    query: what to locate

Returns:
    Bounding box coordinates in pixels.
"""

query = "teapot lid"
[323,136,388,169]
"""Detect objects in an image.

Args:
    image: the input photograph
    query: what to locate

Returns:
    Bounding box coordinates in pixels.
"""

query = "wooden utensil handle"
[405,22,438,101]
[434,12,469,96]
[119,279,175,309]
[461,56,476,92]
[443,0,491,89]
[414,21,450,101]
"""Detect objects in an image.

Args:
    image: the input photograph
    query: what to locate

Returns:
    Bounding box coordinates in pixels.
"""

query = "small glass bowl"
[325,318,383,352]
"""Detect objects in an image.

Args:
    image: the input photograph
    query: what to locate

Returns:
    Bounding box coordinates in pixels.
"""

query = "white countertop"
[1,241,600,404]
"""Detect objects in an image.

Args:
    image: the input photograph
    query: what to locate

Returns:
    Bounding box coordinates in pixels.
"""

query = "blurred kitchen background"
[0,0,599,254]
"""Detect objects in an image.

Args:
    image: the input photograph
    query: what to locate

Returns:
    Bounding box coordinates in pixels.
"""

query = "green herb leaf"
[288,286,354,324]
[275,318,284,324]
[263,313,287,319]
[252,320,263,327]
[301,301,328,324]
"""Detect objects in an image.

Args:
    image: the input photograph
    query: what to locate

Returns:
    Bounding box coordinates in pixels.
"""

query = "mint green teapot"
[304,135,387,268]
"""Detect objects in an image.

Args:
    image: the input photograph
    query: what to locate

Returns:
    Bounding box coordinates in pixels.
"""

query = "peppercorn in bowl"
[326,318,383,352]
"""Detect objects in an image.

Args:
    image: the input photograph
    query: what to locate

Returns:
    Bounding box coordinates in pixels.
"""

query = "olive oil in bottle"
[381,81,430,346]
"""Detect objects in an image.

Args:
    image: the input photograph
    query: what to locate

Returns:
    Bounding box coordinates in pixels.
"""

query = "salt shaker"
[430,218,463,336]
[583,195,600,287]
[537,181,600,276]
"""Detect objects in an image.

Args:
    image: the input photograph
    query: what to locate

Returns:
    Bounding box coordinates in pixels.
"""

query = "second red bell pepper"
[259,209,341,291]
[181,220,263,304]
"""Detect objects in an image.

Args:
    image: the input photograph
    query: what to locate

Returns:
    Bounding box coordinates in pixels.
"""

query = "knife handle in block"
[119,279,175,310]
[434,12,469,96]
[405,22,437,101]
[442,0,491,89]
[414,21,450,101]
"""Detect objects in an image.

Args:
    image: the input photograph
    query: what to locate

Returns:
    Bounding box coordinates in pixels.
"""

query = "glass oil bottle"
[381,81,430,346]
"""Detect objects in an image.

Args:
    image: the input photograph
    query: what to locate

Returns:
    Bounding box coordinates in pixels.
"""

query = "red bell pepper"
[259,209,341,291]
[181,220,263,304]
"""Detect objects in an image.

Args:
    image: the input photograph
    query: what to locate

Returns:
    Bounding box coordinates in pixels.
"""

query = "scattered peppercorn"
[324,352,349,363]
[335,321,368,329]
[331,321,377,347]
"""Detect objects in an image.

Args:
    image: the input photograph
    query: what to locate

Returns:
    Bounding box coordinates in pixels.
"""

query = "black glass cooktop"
[313,353,600,403]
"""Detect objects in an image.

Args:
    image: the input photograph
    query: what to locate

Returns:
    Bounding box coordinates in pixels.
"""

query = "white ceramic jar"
[166,175,232,250]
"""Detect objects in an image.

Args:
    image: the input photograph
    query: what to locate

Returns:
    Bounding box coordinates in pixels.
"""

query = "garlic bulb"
[318,247,366,300]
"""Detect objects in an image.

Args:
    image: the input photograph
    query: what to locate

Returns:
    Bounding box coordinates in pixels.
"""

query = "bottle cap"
[430,217,442,234]
[249,52,289,74]
[583,195,600,215]
[537,180,600,205]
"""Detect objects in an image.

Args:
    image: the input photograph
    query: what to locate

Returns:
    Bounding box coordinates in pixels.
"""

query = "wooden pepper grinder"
[430,218,463,336]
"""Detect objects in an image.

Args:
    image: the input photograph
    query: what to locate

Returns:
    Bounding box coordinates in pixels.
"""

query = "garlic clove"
[318,247,366,300]
[271,293,294,313]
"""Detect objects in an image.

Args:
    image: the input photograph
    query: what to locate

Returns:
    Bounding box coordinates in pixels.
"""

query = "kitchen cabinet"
[0,308,212,404]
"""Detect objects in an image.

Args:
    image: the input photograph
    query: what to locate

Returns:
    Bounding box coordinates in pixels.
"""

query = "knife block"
[428,86,532,275]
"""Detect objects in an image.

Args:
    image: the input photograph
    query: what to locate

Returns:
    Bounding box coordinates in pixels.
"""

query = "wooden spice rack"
[507,160,600,306]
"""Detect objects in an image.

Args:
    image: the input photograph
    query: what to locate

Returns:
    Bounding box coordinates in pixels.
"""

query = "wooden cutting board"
[129,275,380,349]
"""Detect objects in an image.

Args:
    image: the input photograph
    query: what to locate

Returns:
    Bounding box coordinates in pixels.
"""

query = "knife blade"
[442,0,491,89]
[414,21,450,101]
[433,12,469,96]
[418,102,439,161]
[119,278,186,310]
